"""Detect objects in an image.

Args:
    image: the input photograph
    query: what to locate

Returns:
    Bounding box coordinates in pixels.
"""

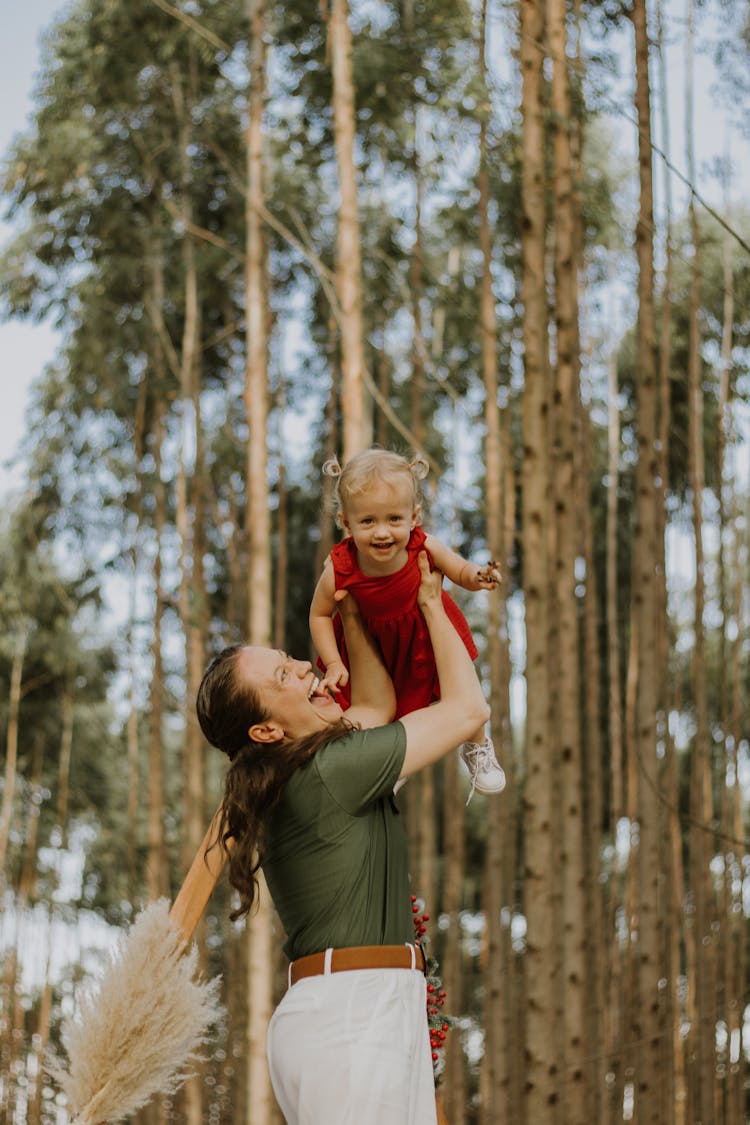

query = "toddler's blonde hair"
[323,448,429,525]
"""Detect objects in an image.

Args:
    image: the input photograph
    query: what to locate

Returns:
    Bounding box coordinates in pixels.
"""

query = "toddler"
[309,448,506,798]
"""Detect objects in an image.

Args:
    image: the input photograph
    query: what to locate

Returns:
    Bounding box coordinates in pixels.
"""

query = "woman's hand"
[416,551,444,612]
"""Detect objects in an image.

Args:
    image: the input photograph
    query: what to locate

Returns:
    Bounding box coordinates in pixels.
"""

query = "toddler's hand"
[320,660,349,694]
[475,560,502,588]
[458,560,501,590]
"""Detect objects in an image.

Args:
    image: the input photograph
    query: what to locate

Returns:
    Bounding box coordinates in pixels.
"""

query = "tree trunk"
[0,624,28,875]
[3,733,45,1120]
[329,0,369,459]
[315,364,340,585]
[142,244,171,902]
[56,689,74,849]
[549,0,587,1114]
[402,89,437,925]
[410,110,426,453]
[578,388,606,1124]
[654,6,678,1114]
[727,482,746,1125]
[606,334,624,830]
[29,966,53,1124]
[477,3,515,1117]
[604,292,625,1124]
[441,751,466,1125]
[273,390,288,652]
[244,4,275,1121]
[374,339,391,449]
[0,920,21,1121]
[405,767,438,926]
[171,50,207,1125]
[685,2,716,1111]
[126,562,141,902]
[18,732,44,906]
[631,0,664,1118]
[147,399,169,901]
[127,368,148,901]
[519,0,556,1116]
[719,177,743,1125]
[570,0,604,1102]
[666,678,687,1125]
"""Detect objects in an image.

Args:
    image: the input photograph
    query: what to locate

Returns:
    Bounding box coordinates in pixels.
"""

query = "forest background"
[0,1,748,1124]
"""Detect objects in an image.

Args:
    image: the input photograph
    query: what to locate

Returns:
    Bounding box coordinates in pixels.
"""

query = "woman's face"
[237,646,344,742]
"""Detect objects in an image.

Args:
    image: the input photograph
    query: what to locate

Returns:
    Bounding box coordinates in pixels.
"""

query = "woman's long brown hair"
[217,723,353,919]
[197,645,355,919]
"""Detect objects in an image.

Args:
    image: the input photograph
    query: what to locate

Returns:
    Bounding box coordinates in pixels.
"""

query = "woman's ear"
[248,720,285,744]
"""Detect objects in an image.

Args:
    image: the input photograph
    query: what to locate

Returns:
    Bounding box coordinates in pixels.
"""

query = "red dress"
[325,526,478,719]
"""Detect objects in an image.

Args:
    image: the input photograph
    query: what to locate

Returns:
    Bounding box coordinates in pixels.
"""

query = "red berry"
[422,914,430,921]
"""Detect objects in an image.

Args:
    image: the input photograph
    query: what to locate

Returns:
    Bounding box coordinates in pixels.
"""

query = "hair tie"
[322,456,343,479]
[409,454,429,482]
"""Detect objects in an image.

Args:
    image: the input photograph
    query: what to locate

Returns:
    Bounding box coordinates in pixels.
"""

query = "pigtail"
[322,456,343,479]
[409,454,430,482]
[322,456,345,525]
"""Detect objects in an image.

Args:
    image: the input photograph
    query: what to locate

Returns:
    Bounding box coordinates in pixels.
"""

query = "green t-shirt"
[262,721,412,961]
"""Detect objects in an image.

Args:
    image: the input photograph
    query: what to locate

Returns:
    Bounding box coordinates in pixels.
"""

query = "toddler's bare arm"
[309,561,350,691]
[424,534,501,591]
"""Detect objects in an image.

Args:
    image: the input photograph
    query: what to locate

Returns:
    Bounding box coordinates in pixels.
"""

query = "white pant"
[267,966,438,1125]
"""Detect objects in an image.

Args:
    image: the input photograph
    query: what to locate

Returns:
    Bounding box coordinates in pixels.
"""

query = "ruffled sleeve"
[407,525,428,557]
[329,537,358,588]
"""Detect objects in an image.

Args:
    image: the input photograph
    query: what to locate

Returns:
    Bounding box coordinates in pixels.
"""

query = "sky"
[0,0,747,505]
[0,0,65,501]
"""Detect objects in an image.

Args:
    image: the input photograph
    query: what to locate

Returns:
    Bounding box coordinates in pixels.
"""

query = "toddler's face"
[341,480,419,574]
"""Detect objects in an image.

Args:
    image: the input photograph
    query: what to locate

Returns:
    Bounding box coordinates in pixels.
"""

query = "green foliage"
[0,502,120,897]
[615,209,750,503]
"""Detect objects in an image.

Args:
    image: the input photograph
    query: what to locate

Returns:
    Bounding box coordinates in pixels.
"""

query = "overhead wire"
[502,19,750,256]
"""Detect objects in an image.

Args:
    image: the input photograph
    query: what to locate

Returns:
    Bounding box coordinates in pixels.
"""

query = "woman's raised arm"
[399,553,489,777]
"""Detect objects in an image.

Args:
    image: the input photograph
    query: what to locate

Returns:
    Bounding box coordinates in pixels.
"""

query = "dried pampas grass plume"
[48,899,223,1125]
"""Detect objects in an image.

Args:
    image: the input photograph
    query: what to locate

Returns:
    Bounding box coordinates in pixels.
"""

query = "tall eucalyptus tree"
[631,0,668,1116]
[243,4,277,1123]
[518,0,557,1115]
[549,0,587,1113]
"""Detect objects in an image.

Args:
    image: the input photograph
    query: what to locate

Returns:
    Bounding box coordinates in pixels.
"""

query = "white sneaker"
[460,737,506,801]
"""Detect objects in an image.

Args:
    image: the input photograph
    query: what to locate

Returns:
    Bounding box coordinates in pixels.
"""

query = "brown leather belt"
[289,943,426,986]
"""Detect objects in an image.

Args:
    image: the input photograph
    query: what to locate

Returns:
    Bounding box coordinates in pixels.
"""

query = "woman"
[196,553,488,1124]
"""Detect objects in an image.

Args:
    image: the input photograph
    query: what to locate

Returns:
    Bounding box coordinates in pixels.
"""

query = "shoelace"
[462,740,501,805]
